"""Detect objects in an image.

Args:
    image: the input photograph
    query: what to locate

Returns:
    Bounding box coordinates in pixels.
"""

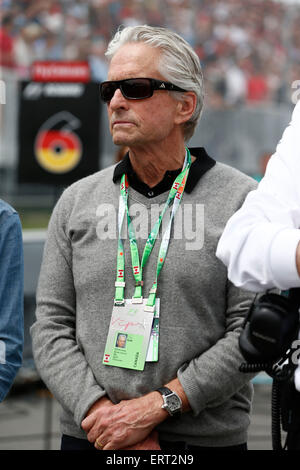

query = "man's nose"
[109,88,129,110]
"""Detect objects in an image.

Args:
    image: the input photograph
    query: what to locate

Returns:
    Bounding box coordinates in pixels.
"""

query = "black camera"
[239,292,299,365]
[239,289,300,450]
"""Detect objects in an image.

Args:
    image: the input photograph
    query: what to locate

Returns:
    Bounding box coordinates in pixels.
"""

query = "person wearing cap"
[31,25,256,451]
[0,199,24,402]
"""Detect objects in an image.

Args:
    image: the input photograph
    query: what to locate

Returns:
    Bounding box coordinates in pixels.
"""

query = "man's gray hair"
[105,25,204,142]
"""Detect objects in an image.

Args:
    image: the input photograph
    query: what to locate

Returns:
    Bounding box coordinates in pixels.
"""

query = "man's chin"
[112,135,133,147]
[113,137,128,146]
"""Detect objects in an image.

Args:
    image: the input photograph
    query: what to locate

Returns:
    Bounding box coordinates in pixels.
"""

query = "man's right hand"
[81,392,167,450]
[84,395,114,419]
[82,396,161,450]
[82,398,161,450]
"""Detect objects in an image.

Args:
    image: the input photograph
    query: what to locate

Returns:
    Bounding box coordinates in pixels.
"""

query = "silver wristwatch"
[156,387,182,417]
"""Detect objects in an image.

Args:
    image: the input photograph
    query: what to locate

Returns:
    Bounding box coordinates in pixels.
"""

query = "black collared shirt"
[113,147,216,198]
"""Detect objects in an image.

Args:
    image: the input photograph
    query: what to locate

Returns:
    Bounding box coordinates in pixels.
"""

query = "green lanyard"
[115,148,191,311]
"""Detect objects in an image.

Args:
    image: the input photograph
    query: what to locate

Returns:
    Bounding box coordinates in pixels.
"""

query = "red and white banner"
[32,61,90,83]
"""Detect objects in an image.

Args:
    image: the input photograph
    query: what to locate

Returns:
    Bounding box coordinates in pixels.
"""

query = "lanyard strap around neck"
[114,148,191,307]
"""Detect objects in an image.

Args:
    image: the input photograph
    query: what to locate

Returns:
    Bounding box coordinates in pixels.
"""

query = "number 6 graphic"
[35,111,82,174]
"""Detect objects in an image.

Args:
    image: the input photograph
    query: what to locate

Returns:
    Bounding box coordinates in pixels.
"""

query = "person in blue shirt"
[0,199,24,401]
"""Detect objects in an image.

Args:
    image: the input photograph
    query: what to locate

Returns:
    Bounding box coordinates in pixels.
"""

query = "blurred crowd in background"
[1,0,300,109]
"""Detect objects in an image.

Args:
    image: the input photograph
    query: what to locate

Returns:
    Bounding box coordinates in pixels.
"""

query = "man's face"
[106,42,181,148]
[117,336,126,348]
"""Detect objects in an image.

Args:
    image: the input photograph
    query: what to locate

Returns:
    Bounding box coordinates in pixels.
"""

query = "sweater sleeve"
[0,211,24,401]
[30,190,106,426]
[177,171,258,416]
[177,280,255,416]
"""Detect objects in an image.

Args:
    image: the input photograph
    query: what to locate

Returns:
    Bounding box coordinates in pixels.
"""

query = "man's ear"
[174,92,197,125]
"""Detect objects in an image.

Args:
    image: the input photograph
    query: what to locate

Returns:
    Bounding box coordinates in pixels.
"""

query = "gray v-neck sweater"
[31,160,257,447]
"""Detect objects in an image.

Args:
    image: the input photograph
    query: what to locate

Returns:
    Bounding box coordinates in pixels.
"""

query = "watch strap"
[156,386,173,396]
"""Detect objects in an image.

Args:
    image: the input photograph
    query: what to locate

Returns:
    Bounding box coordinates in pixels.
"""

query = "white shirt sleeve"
[216,101,300,292]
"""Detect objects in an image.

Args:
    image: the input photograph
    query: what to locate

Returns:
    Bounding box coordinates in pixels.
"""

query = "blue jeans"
[0,200,24,402]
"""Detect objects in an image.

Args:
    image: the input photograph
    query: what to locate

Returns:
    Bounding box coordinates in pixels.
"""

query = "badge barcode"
[133,352,139,368]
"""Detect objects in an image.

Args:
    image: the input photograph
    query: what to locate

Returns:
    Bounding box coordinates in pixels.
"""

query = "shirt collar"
[113,147,215,196]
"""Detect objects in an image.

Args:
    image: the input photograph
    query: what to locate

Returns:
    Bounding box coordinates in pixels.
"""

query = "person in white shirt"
[216,100,300,392]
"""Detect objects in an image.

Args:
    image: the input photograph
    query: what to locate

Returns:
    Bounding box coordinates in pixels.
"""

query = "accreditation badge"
[102,298,159,371]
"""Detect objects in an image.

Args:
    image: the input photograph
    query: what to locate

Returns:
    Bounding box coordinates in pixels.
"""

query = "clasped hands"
[81,393,167,450]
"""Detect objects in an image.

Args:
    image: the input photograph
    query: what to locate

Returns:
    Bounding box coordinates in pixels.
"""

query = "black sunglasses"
[99,77,187,102]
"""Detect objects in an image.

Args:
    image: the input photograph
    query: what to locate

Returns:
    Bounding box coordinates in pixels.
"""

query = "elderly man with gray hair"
[31,25,256,451]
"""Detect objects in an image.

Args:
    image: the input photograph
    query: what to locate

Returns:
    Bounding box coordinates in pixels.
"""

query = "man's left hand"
[81,392,167,450]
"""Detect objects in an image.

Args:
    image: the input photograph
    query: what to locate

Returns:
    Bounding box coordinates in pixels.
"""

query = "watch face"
[167,394,181,412]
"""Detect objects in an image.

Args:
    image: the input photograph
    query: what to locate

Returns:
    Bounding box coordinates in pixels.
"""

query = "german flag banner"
[17,81,101,185]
